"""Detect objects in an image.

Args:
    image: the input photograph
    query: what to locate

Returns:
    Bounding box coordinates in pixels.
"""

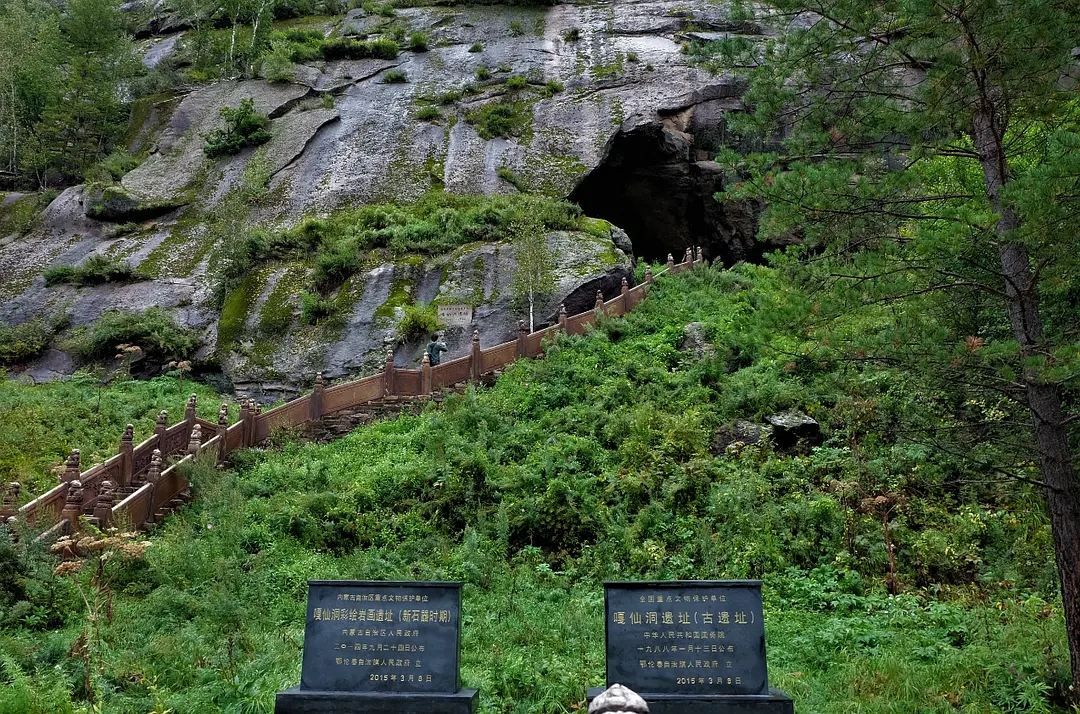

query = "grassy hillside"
[0,265,1069,713]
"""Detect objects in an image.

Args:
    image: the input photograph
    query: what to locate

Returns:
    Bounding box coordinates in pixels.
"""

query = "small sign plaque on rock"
[275,581,478,714]
[438,304,474,327]
[588,581,793,714]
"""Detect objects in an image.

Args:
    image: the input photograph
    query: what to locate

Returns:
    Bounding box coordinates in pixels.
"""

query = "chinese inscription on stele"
[437,304,474,328]
[275,581,478,714]
[301,580,461,693]
[593,581,793,714]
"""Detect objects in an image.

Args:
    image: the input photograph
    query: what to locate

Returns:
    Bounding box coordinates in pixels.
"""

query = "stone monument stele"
[587,580,794,714]
[274,580,478,714]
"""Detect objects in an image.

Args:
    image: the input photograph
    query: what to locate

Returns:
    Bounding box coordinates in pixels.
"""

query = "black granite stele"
[275,581,478,714]
[588,581,793,714]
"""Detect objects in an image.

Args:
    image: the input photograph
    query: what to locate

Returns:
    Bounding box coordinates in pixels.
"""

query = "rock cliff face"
[0,0,766,390]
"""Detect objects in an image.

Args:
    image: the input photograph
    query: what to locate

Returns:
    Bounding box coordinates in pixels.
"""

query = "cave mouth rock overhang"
[569,103,776,266]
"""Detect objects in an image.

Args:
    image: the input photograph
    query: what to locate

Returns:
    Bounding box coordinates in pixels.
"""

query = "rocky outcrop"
[1,0,769,386]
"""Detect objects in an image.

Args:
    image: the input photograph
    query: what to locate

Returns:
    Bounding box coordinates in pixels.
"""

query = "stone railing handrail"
[0,249,705,539]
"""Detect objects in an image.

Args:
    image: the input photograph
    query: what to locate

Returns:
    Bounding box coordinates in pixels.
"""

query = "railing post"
[421,353,432,395]
[621,277,630,313]
[94,481,115,529]
[312,372,325,421]
[684,246,693,266]
[470,330,482,383]
[238,401,251,448]
[119,424,134,488]
[384,350,396,396]
[218,404,229,464]
[516,320,528,358]
[60,480,84,533]
[696,246,705,265]
[594,289,605,316]
[185,393,197,427]
[187,424,203,457]
[667,253,675,272]
[61,449,81,483]
[155,410,168,452]
[145,451,162,524]
[0,482,19,520]
[646,266,654,284]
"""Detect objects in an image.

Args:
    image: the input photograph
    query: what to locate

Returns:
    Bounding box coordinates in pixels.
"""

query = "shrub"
[83,150,140,185]
[396,302,440,344]
[562,27,581,42]
[469,41,484,53]
[475,66,492,81]
[505,75,528,90]
[497,166,527,192]
[416,106,441,121]
[75,308,200,361]
[627,51,639,62]
[439,90,463,105]
[203,98,272,158]
[43,256,148,287]
[465,100,534,140]
[321,38,399,61]
[540,79,564,98]
[313,244,360,290]
[300,291,337,325]
[383,69,408,83]
[462,81,481,96]
[408,32,429,52]
[509,20,525,36]
[0,320,52,365]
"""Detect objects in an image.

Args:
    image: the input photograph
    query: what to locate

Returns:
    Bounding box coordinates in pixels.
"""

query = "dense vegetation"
[0,373,228,494]
[0,267,1069,713]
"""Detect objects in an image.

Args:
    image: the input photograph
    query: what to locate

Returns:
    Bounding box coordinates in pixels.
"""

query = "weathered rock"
[223,227,632,400]
[589,683,649,714]
[2,0,780,386]
[84,185,187,223]
[711,419,769,454]
[680,321,715,360]
[766,410,821,448]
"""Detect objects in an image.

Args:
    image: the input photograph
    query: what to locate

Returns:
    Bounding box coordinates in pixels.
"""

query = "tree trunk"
[973,107,1080,695]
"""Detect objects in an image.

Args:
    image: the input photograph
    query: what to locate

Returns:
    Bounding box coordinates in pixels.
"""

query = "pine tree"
[709,0,1080,693]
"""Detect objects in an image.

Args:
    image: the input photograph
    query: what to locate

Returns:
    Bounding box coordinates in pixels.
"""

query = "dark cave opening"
[570,121,768,266]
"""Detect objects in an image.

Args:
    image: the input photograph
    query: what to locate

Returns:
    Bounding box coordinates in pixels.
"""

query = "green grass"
[43,256,149,287]
[464,100,534,140]
[0,266,1069,713]
[0,373,229,494]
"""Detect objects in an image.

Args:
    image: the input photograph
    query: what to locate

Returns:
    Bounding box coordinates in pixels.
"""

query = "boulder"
[680,321,714,360]
[711,419,769,454]
[766,410,821,448]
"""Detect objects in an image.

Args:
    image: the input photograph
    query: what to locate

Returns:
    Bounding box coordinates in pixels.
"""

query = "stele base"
[275,687,479,714]
[587,687,794,714]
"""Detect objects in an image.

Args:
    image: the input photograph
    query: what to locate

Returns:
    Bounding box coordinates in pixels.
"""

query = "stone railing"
[0,249,704,540]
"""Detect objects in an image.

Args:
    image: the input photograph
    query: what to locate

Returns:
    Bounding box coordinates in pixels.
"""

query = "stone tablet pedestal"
[595,581,794,714]
[587,688,793,714]
[274,581,478,714]
[276,688,478,713]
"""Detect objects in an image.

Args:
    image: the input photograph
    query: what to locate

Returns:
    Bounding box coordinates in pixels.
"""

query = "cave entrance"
[570,121,761,265]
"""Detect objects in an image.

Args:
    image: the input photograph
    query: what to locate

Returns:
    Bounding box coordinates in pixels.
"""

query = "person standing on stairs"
[426,334,448,366]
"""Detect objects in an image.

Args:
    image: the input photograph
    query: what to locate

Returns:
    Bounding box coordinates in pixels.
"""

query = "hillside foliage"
[0,267,1070,713]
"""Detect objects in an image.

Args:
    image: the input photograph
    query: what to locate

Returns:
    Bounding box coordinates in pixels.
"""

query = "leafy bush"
[383,69,408,83]
[540,79,564,97]
[203,98,272,158]
[0,320,53,366]
[562,27,581,42]
[321,37,399,60]
[74,307,200,361]
[497,166,526,192]
[396,302,440,344]
[416,106,441,121]
[465,100,534,140]
[43,256,147,287]
[300,290,337,325]
[408,32,429,52]
[475,66,492,81]
[83,150,141,185]
[508,20,525,36]
[469,41,484,53]
[505,75,528,90]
